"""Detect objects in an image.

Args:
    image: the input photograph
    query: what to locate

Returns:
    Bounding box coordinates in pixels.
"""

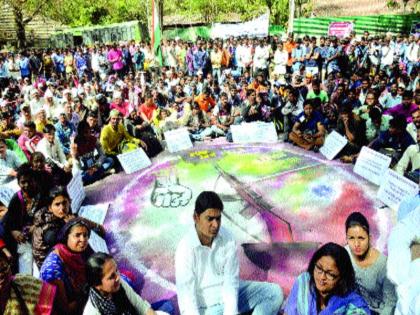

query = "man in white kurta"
[175,191,283,315]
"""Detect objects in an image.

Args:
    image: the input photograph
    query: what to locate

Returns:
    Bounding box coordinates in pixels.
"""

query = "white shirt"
[395,144,420,175]
[36,137,68,168]
[253,45,270,70]
[0,150,22,184]
[175,226,239,315]
[387,207,420,315]
[406,122,418,143]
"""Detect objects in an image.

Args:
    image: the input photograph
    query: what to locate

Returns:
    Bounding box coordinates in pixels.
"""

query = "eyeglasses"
[314,264,339,281]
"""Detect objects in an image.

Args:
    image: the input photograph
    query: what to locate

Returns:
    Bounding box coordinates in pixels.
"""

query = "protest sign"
[67,171,85,213]
[164,128,193,153]
[377,169,418,209]
[79,203,110,253]
[211,13,269,39]
[328,22,354,38]
[117,148,152,174]
[319,131,348,160]
[354,146,392,186]
[0,186,17,207]
[78,203,109,224]
[231,122,278,144]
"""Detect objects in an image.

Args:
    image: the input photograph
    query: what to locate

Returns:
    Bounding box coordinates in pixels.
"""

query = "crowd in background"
[0,30,418,314]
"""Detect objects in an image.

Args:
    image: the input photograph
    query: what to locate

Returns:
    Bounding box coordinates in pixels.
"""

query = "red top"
[139,103,157,121]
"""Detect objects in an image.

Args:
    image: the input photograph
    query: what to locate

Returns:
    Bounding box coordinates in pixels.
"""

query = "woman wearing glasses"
[284,242,370,315]
[345,212,396,314]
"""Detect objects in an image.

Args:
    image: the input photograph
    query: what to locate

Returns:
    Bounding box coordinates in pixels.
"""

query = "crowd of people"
[0,30,419,314]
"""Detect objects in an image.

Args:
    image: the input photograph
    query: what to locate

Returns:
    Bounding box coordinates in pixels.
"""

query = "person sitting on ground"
[40,218,93,315]
[288,100,325,151]
[210,92,235,139]
[33,186,104,270]
[17,121,43,160]
[110,91,131,118]
[281,87,304,133]
[2,164,46,274]
[241,89,264,123]
[36,123,72,186]
[100,109,147,167]
[387,204,419,315]
[0,137,22,185]
[84,252,169,315]
[344,212,397,314]
[55,112,76,156]
[194,87,216,113]
[29,152,54,196]
[370,114,415,165]
[185,102,211,141]
[335,103,367,163]
[384,90,417,123]
[72,122,114,185]
[306,79,329,109]
[125,110,163,158]
[0,251,57,315]
[353,91,380,121]
[284,242,371,315]
[138,91,158,124]
[365,107,392,143]
[34,108,52,133]
[395,128,420,183]
[175,191,283,315]
[0,112,21,140]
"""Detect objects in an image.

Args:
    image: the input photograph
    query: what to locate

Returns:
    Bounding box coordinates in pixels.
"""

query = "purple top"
[384,103,417,123]
[107,48,124,71]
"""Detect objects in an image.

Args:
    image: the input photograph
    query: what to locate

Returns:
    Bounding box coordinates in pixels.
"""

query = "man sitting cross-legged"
[175,191,283,315]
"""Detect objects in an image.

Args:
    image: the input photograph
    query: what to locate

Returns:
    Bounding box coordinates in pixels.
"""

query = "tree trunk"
[288,0,295,35]
[12,5,27,49]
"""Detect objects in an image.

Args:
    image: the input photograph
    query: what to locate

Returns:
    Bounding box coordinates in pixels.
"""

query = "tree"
[4,0,52,48]
[386,0,420,13]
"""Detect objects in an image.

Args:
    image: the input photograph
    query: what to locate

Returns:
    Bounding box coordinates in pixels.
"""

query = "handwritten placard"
[78,203,109,224]
[89,231,109,253]
[232,122,278,144]
[0,186,17,207]
[319,131,348,160]
[377,169,418,209]
[67,171,86,213]
[79,203,110,253]
[354,146,392,186]
[117,148,152,174]
[164,128,193,153]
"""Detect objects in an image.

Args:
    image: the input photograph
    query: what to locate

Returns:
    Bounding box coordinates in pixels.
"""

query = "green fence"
[293,14,420,37]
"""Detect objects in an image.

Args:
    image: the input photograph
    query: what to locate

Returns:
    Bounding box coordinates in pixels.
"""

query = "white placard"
[89,231,109,253]
[253,122,278,143]
[377,169,418,209]
[319,131,348,160]
[231,122,278,144]
[354,146,392,186]
[67,171,86,213]
[0,185,17,207]
[211,13,269,39]
[117,148,152,174]
[164,128,193,153]
[78,203,109,224]
[79,203,110,253]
